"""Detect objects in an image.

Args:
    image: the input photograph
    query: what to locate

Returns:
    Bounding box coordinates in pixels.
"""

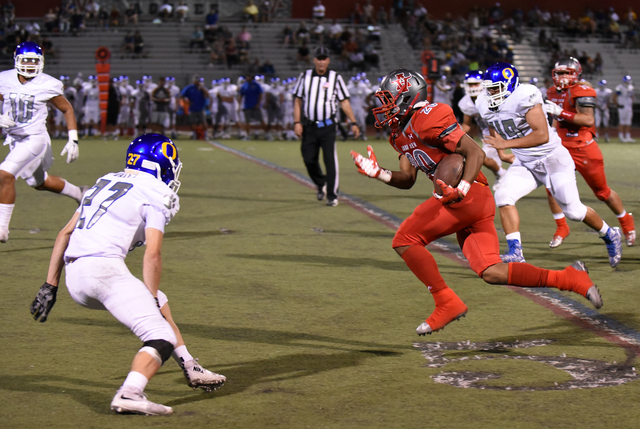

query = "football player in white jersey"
[595,79,613,142]
[264,77,284,140]
[478,62,622,267]
[117,75,135,137]
[166,77,180,139]
[282,78,297,140]
[0,42,84,243]
[458,70,513,190]
[347,76,372,140]
[433,75,453,106]
[30,134,226,416]
[82,75,100,136]
[613,75,635,142]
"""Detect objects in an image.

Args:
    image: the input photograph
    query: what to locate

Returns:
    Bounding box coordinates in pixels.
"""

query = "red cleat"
[417,288,468,335]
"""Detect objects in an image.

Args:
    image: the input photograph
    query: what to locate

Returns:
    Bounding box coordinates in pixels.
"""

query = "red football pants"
[392,183,502,276]
[566,143,611,201]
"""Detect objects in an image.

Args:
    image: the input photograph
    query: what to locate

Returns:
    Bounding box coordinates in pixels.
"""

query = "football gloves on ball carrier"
[433,179,470,205]
[350,145,392,183]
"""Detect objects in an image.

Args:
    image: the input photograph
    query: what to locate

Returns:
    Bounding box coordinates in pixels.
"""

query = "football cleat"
[625,230,636,247]
[317,184,326,201]
[549,235,566,248]
[326,198,339,207]
[181,358,226,392]
[417,289,468,336]
[110,386,173,416]
[0,227,8,243]
[601,227,622,268]
[500,239,525,263]
[570,261,603,309]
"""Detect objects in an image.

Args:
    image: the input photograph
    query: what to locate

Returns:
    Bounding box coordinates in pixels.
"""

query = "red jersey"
[390,102,488,186]
[546,84,597,149]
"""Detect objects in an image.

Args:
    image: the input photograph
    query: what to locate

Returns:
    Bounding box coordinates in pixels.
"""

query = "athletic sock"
[505,232,521,242]
[507,262,591,296]
[598,221,610,237]
[122,371,149,392]
[0,203,14,230]
[172,345,194,366]
[400,245,448,294]
[553,215,570,237]
[60,180,83,203]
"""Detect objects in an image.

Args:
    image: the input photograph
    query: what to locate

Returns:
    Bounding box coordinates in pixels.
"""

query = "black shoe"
[326,198,338,207]
[317,184,326,201]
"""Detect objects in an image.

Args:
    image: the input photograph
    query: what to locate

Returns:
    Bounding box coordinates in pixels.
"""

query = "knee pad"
[594,186,611,202]
[563,203,588,222]
[494,187,516,207]
[139,339,174,365]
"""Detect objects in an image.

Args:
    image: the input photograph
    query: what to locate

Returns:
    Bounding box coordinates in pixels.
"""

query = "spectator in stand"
[175,1,189,23]
[133,30,145,56]
[70,7,85,34]
[58,6,70,33]
[98,6,110,29]
[377,6,389,27]
[44,8,57,33]
[363,0,375,24]
[205,5,219,29]
[258,0,271,23]
[349,3,364,24]
[110,6,121,27]
[159,2,173,20]
[259,59,275,78]
[3,0,15,24]
[225,38,239,68]
[312,22,326,45]
[189,26,205,52]
[329,19,343,39]
[593,53,603,75]
[41,36,56,59]
[414,2,427,24]
[237,40,250,66]
[244,0,259,23]
[85,0,100,21]
[25,20,41,42]
[282,25,295,47]
[124,4,138,26]
[297,39,311,67]
[237,25,252,48]
[312,0,326,22]
[209,39,226,66]
[121,31,135,56]
[296,21,311,46]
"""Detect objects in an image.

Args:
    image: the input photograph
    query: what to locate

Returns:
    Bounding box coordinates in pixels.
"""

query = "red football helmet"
[552,57,582,90]
[372,69,428,129]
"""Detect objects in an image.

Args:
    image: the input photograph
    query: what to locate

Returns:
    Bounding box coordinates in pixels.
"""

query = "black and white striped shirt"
[293,69,350,122]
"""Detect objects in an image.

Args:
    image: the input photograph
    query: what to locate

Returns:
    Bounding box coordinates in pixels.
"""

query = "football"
[433,153,465,196]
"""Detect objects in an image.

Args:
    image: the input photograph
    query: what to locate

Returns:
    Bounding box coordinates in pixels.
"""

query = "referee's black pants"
[301,123,338,201]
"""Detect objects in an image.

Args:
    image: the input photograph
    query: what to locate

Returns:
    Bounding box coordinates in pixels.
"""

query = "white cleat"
[110,386,173,416]
[181,358,226,392]
[549,235,566,248]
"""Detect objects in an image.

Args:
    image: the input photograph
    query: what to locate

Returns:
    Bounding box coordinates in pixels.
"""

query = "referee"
[293,46,360,207]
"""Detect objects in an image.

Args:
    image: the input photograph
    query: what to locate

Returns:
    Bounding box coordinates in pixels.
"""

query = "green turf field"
[1,137,640,428]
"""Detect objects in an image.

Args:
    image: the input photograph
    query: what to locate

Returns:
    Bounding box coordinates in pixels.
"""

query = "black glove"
[30,282,58,323]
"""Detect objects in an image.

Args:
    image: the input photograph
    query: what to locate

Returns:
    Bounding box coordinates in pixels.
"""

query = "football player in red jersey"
[351,69,603,336]
[544,57,635,247]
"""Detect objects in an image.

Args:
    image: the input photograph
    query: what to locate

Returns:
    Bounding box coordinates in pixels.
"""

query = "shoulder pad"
[576,96,596,108]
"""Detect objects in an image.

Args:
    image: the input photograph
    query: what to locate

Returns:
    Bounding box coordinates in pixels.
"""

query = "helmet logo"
[391,73,412,93]
[161,142,177,160]
[502,68,514,80]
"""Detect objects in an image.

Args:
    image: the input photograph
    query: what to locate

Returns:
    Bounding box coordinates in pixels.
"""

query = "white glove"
[61,130,79,163]
[350,145,392,183]
[544,100,563,117]
[0,113,16,128]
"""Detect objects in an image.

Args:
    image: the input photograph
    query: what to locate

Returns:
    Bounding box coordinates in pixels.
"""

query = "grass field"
[1,136,640,428]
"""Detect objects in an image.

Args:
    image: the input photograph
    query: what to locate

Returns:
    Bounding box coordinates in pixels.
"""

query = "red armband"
[558,110,575,122]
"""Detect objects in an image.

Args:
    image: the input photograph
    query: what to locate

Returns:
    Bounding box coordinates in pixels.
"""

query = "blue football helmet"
[623,75,632,83]
[483,62,519,109]
[463,70,484,97]
[126,134,182,193]
[529,77,539,85]
[598,79,607,87]
[15,41,44,78]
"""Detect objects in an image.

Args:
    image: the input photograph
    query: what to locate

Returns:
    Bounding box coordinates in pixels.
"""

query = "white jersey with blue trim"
[458,93,489,136]
[65,170,180,262]
[0,70,63,137]
[475,83,560,159]
[595,87,613,110]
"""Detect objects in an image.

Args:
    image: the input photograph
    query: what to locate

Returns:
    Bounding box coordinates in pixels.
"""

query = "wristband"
[68,129,79,143]
[378,169,392,183]
[457,180,471,196]
[349,122,358,126]
[558,110,575,122]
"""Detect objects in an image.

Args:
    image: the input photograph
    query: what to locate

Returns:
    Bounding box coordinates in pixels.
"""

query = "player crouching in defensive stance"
[0,41,84,242]
[351,69,602,336]
[30,134,225,416]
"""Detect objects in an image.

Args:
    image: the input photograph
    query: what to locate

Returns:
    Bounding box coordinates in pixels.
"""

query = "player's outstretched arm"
[31,211,80,322]
[351,147,417,189]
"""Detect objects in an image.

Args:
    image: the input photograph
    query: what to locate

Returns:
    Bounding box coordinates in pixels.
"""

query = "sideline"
[207,140,640,356]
